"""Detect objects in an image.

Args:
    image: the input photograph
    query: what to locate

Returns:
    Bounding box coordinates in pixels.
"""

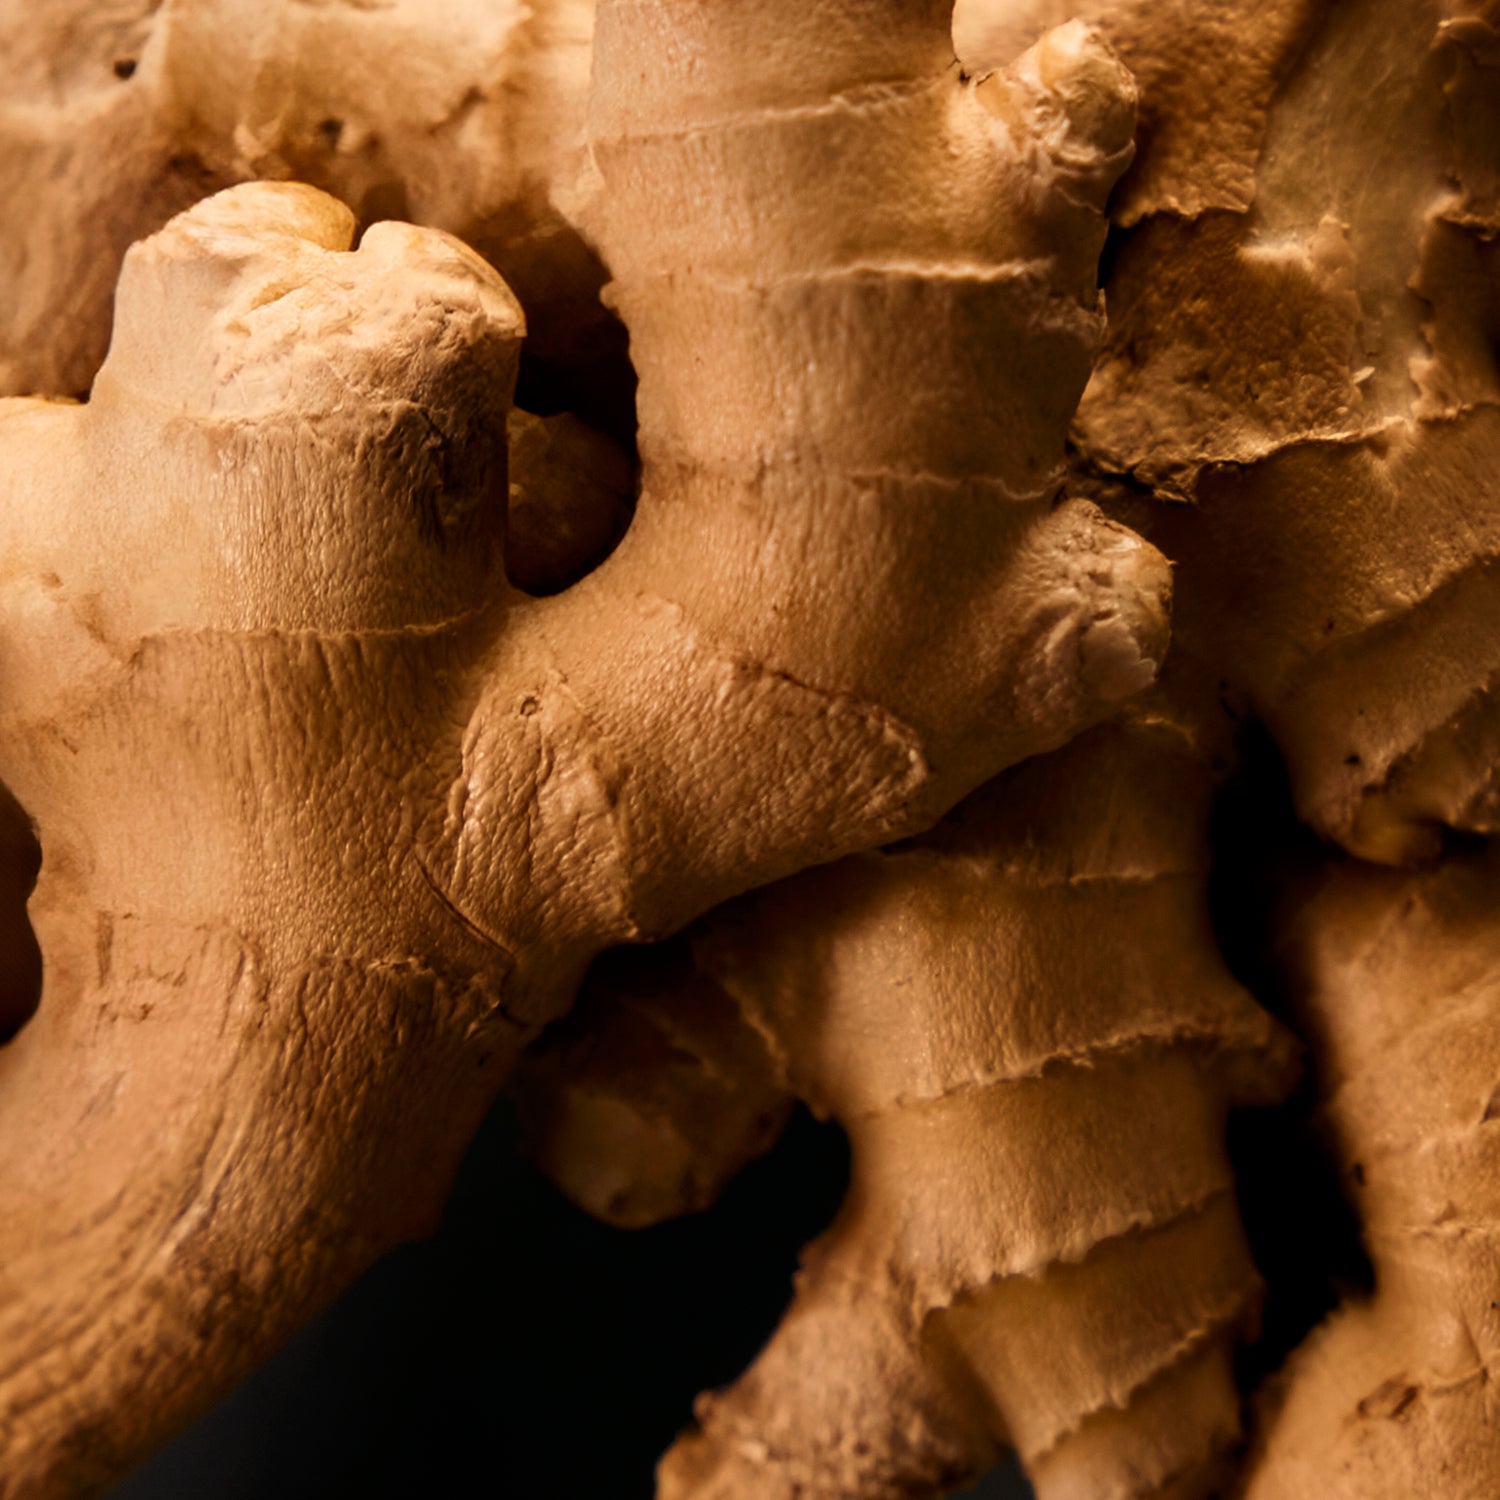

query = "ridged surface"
[1242,849,1500,1499]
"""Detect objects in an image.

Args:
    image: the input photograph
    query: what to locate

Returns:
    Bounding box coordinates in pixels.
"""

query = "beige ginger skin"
[525,1,1500,1498]
[526,694,1298,1500]
[0,3,1169,1493]
[5,0,1500,1496]
[0,0,612,414]
[1241,846,1500,1500]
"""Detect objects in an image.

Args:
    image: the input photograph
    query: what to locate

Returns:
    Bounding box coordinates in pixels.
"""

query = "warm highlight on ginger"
[1,0,1498,1497]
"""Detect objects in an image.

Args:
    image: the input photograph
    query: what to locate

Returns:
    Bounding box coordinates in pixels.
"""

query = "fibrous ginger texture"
[515,942,795,1230]
[1241,848,1500,1500]
[501,3,1500,1497]
[0,4,1168,1488]
[1065,0,1500,865]
[0,0,613,414]
[1062,2,1500,1490]
[527,3,1500,1495]
[523,694,1296,1500]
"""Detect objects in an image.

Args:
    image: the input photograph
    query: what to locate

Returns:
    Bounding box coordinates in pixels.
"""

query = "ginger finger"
[0,0,611,414]
[0,4,1165,1476]
[523,686,1293,1500]
[1240,845,1500,1500]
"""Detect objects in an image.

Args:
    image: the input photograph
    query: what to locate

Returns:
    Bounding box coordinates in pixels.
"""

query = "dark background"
[109,1101,1033,1500]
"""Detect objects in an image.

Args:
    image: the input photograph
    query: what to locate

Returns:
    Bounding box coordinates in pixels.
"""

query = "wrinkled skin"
[0,0,617,423]
[520,3,1500,1499]
[0,3,1171,1489]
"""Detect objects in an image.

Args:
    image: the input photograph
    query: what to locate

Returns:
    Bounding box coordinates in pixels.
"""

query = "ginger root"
[515,943,794,1231]
[521,2,1500,1496]
[1240,847,1500,1500]
[0,3,1168,1486]
[522,693,1294,1500]
[1065,0,1500,865]
[0,0,614,416]
[17,0,1500,1494]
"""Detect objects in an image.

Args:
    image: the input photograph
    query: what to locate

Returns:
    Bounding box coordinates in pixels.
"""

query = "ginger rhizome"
[523,698,1295,1500]
[1,0,614,418]
[1,0,635,601]
[0,1,1167,1487]
[524,0,1500,1496]
[1054,5,1500,1490]
[1242,848,1500,1500]
[7,0,1499,1494]
[1063,0,1500,866]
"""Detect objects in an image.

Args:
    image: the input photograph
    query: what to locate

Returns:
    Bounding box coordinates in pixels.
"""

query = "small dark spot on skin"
[318,117,344,149]
[1345,753,1362,767]
[1351,1162,1366,1186]
[165,153,221,188]
[113,57,137,79]
[518,696,541,717]
[1357,1381,1419,1421]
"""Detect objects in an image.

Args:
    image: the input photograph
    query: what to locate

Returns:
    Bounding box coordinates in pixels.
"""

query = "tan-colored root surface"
[524,691,1294,1500]
[0,0,610,406]
[1240,847,1500,1500]
[657,706,1291,1500]
[0,2,1171,1488]
[1048,0,1500,866]
[512,943,792,1229]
